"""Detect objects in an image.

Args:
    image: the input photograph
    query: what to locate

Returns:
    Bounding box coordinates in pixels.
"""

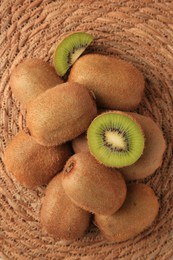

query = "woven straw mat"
[1,0,173,259]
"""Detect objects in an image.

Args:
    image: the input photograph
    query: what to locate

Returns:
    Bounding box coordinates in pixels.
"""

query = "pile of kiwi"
[4,31,166,242]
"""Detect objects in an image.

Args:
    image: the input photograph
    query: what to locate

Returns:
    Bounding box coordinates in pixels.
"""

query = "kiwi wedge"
[10,58,63,106]
[120,113,166,180]
[4,131,71,188]
[62,152,127,215]
[87,111,145,168]
[94,184,159,242]
[40,173,90,240]
[68,54,144,110]
[53,32,93,77]
[26,82,97,146]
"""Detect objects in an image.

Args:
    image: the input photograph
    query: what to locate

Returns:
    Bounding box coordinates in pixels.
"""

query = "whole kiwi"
[10,58,63,106]
[72,133,89,153]
[26,82,97,146]
[120,113,166,180]
[62,152,127,215]
[4,131,71,188]
[94,184,159,242]
[68,54,145,110]
[40,173,90,240]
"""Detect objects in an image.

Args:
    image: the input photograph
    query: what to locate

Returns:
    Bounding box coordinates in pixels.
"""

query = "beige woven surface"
[1,0,173,259]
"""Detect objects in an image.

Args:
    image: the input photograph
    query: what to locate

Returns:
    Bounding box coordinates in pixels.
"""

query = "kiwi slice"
[87,112,145,168]
[53,32,93,77]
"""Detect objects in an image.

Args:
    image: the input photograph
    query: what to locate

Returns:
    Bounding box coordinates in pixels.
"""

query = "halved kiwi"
[94,184,159,242]
[87,111,145,168]
[53,32,93,77]
[120,113,166,180]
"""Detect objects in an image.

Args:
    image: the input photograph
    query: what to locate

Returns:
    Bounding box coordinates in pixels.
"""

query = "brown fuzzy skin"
[4,131,71,188]
[120,113,166,180]
[68,54,145,110]
[62,152,127,215]
[72,133,89,153]
[40,173,90,240]
[26,82,97,146]
[94,184,159,242]
[10,59,63,107]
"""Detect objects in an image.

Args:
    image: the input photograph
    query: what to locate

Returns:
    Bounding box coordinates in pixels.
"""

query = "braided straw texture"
[1,0,173,259]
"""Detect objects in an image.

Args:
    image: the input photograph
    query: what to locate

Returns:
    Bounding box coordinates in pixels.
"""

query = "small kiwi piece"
[53,32,93,77]
[62,152,127,215]
[68,54,145,110]
[94,184,159,242]
[10,58,63,106]
[87,111,145,168]
[120,113,166,180]
[4,131,71,188]
[26,82,97,146]
[72,133,89,153]
[40,173,90,240]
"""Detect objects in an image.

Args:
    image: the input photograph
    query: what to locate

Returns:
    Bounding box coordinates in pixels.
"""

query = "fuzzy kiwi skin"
[68,54,145,110]
[10,59,63,107]
[3,131,71,188]
[120,113,166,180]
[62,152,127,215]
[72,133,89,153]
[40,173,90,240]
[26,82,97,147]
[94,184,159,242]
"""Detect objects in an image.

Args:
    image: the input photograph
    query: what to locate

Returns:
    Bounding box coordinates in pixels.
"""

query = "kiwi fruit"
[68,54,145,110]
[26,82,97,146]
[120,113,166,180]
[94,184,159,242]
[72,133,89,153]
[87,111,145,168]
[10,58,63,106]
[4,131,71,188]
[53,32,93,77]
[40,173,90,240]
[62,152,127,215]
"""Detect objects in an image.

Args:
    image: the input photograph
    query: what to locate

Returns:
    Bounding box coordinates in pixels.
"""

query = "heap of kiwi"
[4,31,166,242]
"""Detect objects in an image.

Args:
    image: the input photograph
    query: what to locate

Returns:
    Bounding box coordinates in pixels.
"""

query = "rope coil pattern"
[0,0,173,259]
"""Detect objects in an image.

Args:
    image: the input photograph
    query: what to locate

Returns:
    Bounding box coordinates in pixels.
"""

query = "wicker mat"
[1,0,173,259]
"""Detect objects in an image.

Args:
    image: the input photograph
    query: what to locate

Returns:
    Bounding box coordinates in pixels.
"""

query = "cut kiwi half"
[53,32,93,77]
[87,112,145,168]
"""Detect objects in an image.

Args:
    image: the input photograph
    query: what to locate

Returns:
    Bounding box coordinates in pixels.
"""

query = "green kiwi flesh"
[94,184,159,242]
[4,131,71,188]
[68,54,144,110]
[120,113,166,180]
[54,32,93,76]
[87,112,145,168]
[10,58,63,106]
[62,152,127,215]
[26,82,97,146]
[40,173,90,239]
